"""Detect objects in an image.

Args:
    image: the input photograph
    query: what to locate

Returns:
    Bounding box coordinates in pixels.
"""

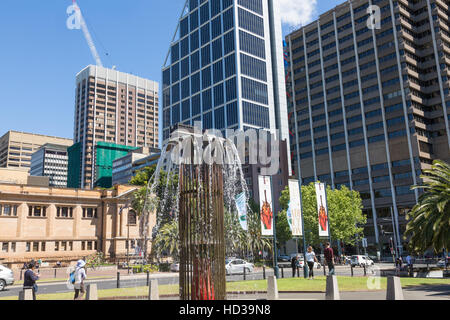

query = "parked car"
[351,255,374,267]
[437,257,449,268]
[278,255,291,262]
[225,259,254,275]
[0,265,14,291]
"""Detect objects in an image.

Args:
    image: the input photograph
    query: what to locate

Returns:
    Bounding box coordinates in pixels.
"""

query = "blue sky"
[0,0,345,141]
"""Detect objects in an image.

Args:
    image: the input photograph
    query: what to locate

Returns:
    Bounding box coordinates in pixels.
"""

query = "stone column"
[73,205,82,238]
[46,204,56,238]
[16,203,27,238]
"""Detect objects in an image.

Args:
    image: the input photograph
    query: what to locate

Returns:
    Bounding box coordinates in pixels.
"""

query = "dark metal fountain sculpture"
[179,163,226,300]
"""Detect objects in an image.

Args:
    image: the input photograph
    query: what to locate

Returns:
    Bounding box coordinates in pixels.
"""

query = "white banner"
[235,192,248,231]
[315,182,330,237]
[258,176,274,236]
[288,179,303,236]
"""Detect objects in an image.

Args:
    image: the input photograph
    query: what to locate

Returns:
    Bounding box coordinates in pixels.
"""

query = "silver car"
[225,259,254,275]
[0,265,14,291]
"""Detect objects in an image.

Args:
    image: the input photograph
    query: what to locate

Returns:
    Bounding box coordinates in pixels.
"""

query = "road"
[0,264,401,298]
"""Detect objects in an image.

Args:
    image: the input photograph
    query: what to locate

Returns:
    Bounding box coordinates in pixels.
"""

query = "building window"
[128,210,137,225]
[11,242,16,252]
[81,241,85,251]
[57,207,73,218]
[26,242,31,252]
[69,241,73,251]
[28,206,47,217]
[62,241,67,251]
[1,204,17,216]
[82,207,98,218]
[2,243,8,253]
[55,242,59,251]
[87,241,93,250]
[33,242,39,252]
[41,242,46,252]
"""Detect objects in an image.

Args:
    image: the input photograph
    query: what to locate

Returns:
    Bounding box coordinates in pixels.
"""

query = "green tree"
[404,160,450,253]
[275,210,292,250]
[153,220,179,260]
[279,183,366,247]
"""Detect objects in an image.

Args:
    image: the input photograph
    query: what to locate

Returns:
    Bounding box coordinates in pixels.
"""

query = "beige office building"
[74,65,159,188]
[0,131,73,172]
[285,0,450,255]
[0,184,154,268]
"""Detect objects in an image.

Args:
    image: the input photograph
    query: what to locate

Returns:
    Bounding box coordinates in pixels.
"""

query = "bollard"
[117,272,120,288]
[325,275,340,300]
[86,284,98,300]
[281,266,284,278]
[20,270,23,281]
[363,264,366,276]
[351,264,354,277]
[54,268,57,278]
[148,279,159,300]
[267,276,279,300]
[297,266,300,278]
[146,270,150,286]
[386,276,404,300]
[323,263,326,276]
[263,265,266,280]
[19,288,34,300]
[243,266,246,281]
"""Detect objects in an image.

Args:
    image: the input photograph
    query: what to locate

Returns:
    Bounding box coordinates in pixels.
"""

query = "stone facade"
[0,183,155,268]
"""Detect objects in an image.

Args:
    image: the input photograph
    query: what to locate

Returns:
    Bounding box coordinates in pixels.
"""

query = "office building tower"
[30,143,69,188]
[0,131,72,171]
[285,0,450,254]
[161,0,292,206]
[73,65,159,188]
[161,0,290,154]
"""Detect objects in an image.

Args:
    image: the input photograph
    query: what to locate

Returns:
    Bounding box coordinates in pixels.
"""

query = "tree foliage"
[153,220,179,260]
[405,160,450,253]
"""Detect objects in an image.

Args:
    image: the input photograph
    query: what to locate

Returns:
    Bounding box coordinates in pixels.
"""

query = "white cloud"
[278,0,318,27]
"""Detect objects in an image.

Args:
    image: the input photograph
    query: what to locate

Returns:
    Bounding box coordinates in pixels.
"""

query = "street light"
[118,204,131,274]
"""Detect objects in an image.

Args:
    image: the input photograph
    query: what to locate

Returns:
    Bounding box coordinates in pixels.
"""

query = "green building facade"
[67,141,138,189]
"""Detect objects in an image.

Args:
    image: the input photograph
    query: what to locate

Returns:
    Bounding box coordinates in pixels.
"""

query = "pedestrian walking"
[73,259,87,300]
[406,254,414,276]
[305,246,317,279]
[291,255,298,277]
[324,242,335,275]
[23,262,40,300]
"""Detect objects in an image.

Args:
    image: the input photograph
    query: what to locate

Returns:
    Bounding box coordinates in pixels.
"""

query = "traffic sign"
[362,238,368,248]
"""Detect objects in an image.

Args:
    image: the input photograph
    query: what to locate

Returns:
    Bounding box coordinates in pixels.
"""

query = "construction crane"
[67,0,103,67]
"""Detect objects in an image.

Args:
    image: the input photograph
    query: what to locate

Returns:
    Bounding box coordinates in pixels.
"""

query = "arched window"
[128,210,137,225]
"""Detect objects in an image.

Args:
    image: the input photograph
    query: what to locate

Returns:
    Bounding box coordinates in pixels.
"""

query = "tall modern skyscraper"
[161,0,290,166]
[285,0,450,254]
[73,65,159,188]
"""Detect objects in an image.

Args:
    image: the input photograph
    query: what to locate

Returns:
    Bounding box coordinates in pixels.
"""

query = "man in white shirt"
[74,259,87,300]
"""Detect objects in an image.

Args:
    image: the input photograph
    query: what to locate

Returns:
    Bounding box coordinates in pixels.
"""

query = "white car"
[0,265,14,291]
[351,255,374,267]
[225,259,254,275]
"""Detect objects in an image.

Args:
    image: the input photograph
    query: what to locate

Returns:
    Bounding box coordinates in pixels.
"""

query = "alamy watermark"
[168,122,280,176]
[367,5,381,30]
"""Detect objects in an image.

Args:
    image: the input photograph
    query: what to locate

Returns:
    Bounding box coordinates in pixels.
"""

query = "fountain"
[141,124,249,300]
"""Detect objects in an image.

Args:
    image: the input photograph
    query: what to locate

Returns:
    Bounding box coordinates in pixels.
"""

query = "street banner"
[288,179,303,236]
[315,182,330,237]
[258,175,274,236]
[235,192,248,231]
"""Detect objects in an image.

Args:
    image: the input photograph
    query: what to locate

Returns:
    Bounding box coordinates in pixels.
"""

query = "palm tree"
[404,160,450,253]
[153,220,179,260]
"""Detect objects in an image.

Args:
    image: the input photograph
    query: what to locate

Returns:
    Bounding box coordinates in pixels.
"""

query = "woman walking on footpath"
[74,259,87,300]
[23,262,40,300]
[305,246,318,279]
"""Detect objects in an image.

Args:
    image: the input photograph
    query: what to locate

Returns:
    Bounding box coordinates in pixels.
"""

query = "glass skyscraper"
[162,0,290,168]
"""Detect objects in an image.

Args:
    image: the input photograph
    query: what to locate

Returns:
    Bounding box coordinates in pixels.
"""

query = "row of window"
[0,241,98,253]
